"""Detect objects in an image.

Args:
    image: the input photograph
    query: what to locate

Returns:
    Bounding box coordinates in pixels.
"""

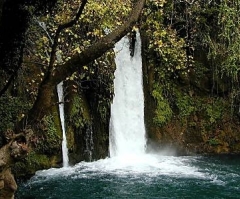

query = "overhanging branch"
[52,0,146,84]
[27,0,145,122]
[47,0,88,76]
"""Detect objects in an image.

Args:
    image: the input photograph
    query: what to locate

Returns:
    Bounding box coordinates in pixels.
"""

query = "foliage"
[144,0,187,81]
[144,0,191,127]
[144,0,240,131]
[68,53,115,127]
[175,91,195,117]
[25,151,50,169]
[80,0,132,30]
[208,138,220,146]
[13,151,51,176]
[22,0,132,100]
[25,0,132,66]
[205,99,225,124]
[88,55,115,120]
[69,95,90,129]
[0,95,30,132]
[215,0,240,80]
[152,84,173,126]
[35,115,61,154]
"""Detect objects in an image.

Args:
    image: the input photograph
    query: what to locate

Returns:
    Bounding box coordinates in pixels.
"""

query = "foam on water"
[20,156,240,199]
[31,155,208,182]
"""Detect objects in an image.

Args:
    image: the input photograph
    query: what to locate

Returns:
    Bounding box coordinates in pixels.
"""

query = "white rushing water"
[109,30,146,157]
[85,126,94,162]
[57,81,69,167]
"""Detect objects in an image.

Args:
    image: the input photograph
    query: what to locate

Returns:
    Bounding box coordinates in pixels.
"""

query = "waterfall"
[57,81,69,167]
[109,31,146,157]
[84,126,94,162]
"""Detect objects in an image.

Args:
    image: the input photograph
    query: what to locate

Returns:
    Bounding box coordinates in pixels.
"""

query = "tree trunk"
[28,80,56,123]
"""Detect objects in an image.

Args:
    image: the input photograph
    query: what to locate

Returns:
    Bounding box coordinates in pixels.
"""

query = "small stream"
[57,81,69,167]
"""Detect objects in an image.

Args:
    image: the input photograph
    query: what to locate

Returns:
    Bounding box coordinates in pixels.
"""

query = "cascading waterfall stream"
[85,126,94,162]
[57,81,69,167]
[109,30,146,157]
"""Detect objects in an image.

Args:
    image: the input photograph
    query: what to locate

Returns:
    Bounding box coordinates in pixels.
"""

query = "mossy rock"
[13,152,60,177]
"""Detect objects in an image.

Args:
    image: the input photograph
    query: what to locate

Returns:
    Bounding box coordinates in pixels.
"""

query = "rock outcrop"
[0,131,28,199]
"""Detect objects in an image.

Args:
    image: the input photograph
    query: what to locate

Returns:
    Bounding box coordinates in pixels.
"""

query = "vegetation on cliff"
[143,0,240,154]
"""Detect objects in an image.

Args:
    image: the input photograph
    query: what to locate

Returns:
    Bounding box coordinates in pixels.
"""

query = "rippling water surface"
[16,154,240,199]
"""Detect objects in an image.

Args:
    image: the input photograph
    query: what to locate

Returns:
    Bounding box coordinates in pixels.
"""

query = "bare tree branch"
[47,0,88,76]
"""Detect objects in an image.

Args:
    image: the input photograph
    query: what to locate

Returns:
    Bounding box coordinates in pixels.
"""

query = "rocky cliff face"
[65,54,115,164]
[65,86,111,164]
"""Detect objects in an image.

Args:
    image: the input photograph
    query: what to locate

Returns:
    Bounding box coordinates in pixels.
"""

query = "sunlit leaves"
[21,0,132,102]
[24,0,133,78]
[81,0,132,29]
